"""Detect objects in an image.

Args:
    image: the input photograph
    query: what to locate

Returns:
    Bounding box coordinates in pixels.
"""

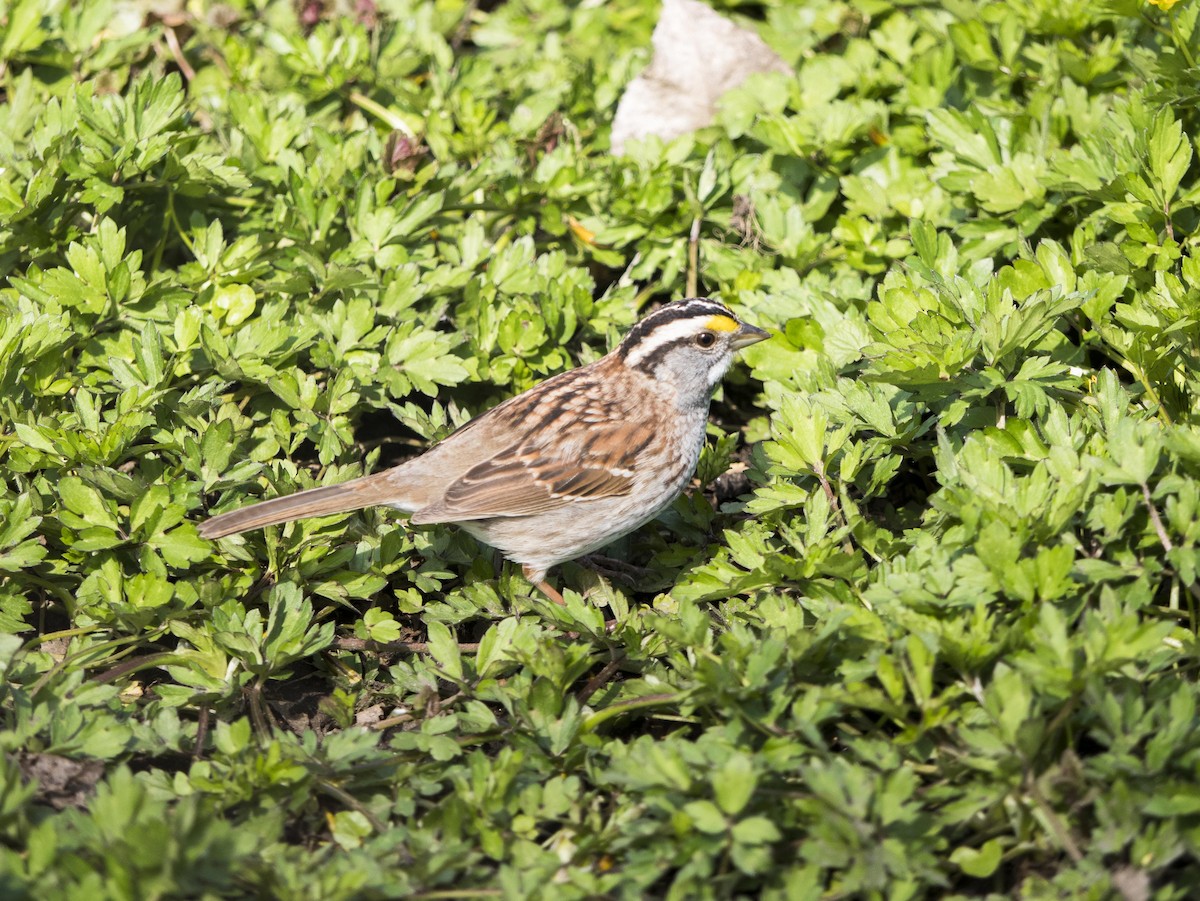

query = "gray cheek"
[707,356,734,389]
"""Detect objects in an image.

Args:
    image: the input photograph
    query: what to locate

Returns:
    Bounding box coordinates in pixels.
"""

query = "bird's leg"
[524,567,620,634]
[523,564,565,605]
[537,581,566,606]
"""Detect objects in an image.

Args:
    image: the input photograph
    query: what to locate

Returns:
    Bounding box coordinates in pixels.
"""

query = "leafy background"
[2,0,1200,896]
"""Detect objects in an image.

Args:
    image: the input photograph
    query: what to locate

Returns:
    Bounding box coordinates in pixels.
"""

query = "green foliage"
[2,0,1200,896]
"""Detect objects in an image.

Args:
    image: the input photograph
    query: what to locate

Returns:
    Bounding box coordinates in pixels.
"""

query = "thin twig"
[1142,482,1174,552]
[1141,481,1200,617]
[193,706,210,761]
[333,637,482,654]
[245,678,277,737]
[686,214,701,297]
[93,652,177,684]
[370,690,465,732]
[1119,357,1173,426]
[576,652,625,706]
[28,627,169,697]
[347,91,418,136]
[814,461,855,555]
[164,27,195,81]
[582,693,680,732]
[316,780,388,833]
[967,678,1085,863]
[1024,771,1085,863]
[369,713,415,731]
[449,0,481,51]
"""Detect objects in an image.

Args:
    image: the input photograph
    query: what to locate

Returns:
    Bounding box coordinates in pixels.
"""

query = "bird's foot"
[577,554,650,585]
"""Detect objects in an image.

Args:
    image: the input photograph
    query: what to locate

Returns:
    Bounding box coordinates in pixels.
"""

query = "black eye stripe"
[628,336,693,374]
[617,298,734,358]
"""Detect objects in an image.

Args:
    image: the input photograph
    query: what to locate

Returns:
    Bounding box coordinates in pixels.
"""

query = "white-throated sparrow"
[198,298,769,603]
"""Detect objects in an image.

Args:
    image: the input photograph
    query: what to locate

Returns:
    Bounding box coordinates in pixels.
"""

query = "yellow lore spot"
[704,314,739,333]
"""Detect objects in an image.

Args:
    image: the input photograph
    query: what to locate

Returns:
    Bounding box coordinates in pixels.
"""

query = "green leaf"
[731,816,782,845]
[212,284,257,327]
[683,800,728,835]
[425,621,463,681]
[363,608,402,643]
[149,526,211,567]
[1148,110,1192,203]
[59,477,118,530]
[714,754,757,816]
[950,838,1005,878]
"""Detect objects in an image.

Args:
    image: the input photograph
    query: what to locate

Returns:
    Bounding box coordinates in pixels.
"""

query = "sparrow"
[199,298,769,604]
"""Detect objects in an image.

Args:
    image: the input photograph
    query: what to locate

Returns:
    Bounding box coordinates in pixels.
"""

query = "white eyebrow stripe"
[622,317,712,368]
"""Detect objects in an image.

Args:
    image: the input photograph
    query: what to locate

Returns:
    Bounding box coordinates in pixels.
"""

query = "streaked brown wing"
[414,417,654,523]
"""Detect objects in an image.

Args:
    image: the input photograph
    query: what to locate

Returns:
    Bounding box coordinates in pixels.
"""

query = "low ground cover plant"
[2,0,1200,896]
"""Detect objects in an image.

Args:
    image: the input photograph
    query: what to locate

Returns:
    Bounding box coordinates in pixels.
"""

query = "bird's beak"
[731,322,771,350]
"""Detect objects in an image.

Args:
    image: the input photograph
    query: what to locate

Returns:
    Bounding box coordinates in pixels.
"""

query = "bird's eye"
[695,331,717,349]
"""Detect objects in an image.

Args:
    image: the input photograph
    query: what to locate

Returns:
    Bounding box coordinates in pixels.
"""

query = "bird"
[198,298,770,604]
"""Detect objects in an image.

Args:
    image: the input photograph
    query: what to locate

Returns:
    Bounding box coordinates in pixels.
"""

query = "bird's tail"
[198,472,401,539]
